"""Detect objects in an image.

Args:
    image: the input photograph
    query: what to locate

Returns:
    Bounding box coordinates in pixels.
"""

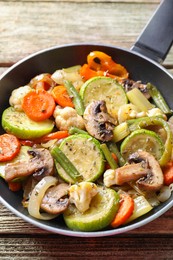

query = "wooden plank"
[0,203,173,235]
[0,0,161,3]
[2,1,170,65]
[0,236,173,259]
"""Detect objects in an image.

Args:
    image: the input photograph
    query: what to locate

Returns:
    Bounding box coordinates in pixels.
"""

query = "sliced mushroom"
[114,161,149,185]
[83,100,117,141]
[122,79,150,99]
[115,150,164,192]
[5,148,54,182]
[41,183,69,214]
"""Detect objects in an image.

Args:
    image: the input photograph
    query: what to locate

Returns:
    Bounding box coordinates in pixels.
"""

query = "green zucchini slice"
[120,129,164,161]
[55,134,105,184]
[2,107,54,140]
[80,76,127,118]
[64,186,119,232]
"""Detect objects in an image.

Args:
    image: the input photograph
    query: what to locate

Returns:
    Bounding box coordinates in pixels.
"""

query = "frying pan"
[0,0,173,237]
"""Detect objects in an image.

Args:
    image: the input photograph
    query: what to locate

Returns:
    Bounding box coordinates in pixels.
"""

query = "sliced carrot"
[111,193,134,228]
[0,134,21,162]
[111,153,118,163]
[22,90,56,122]
[163,161,173,185]
[52,85,74,108]
[34,130,69,143]
[8,181,22,192]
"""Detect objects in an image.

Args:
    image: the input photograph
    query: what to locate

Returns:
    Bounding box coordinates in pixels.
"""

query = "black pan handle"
[131,0,173,63]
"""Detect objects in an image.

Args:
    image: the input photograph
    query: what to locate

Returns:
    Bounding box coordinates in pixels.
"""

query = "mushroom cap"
[5,148,54,182]
[114,150,164,192]
[132,150,164,192]
[83,100,117,141]
[41,183,69,214]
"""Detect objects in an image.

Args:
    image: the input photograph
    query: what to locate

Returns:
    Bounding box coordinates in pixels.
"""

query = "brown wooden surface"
[1,0,173,259]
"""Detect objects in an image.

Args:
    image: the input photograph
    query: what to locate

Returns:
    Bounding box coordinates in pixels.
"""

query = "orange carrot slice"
[163,161,173,185]
[22,90,56,122]
[0,134,21,162]
[52,85,74,108]
[34,130,69,143]
[111,193,134,228]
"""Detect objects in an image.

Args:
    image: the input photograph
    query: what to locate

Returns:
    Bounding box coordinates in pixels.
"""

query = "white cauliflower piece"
[69,182,98,213]
[51,66,84,91]
[103,169,116,187]
[147,108,167,120]
[118,104,146,124]
[53,106,85,131]
[9,85,33,111]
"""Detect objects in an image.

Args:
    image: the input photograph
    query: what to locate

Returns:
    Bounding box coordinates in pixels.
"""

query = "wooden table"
[0,0,173,259]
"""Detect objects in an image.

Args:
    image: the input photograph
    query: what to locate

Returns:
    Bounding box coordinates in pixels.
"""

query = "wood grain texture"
[1,1,173,66]
[0,236,173,259]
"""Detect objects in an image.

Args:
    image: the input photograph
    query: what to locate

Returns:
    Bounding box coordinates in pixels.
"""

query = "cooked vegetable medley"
[1,51,173,232]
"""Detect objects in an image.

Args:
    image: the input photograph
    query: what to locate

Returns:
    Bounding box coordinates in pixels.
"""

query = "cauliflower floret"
[69,182,98,213]
[51,67,84,91]
[103,169,116,187]
[147,108,167,120]
[9,85,33,111]
[53,105,85,130]
[118,104,146,124]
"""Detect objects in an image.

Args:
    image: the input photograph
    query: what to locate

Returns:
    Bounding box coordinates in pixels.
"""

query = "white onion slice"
[157,186,172,202]
[28,176,58,220]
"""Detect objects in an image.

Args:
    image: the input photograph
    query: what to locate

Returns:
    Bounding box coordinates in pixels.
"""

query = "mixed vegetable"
[1,51,173,232]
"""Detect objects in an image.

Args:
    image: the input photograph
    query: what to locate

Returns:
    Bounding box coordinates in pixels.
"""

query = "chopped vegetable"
[80,76,127,118]
[127,88,154,112]
[69,126,88,135]
[100,143,118,169]
[120,129,164,162]
[53,134,105,184]
[107,142,126,166]
[69,182,98,213]
[111,193,134,228]
[64,80,84,116]
[147,83,172,115]
[0,134,21,162]
[64,186,120,232]
[8,181,22,192]
[2,107,54,140]
[128,116,173,166]
[86,51,129,80]
[51,85,74,108]
[29,73,55,91]
[125,196,153,224]
[163,161,173,185]
[22,90,56,121]
[34,130,69,143]
[51,144,82,182]
[113,122,130,142]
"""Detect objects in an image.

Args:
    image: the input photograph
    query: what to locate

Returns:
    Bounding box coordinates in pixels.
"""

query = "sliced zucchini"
[80,76,127,118]
[55,134,105,184]
[64,186,119,232]
[2,107,54,139]
[120,129,164,161]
